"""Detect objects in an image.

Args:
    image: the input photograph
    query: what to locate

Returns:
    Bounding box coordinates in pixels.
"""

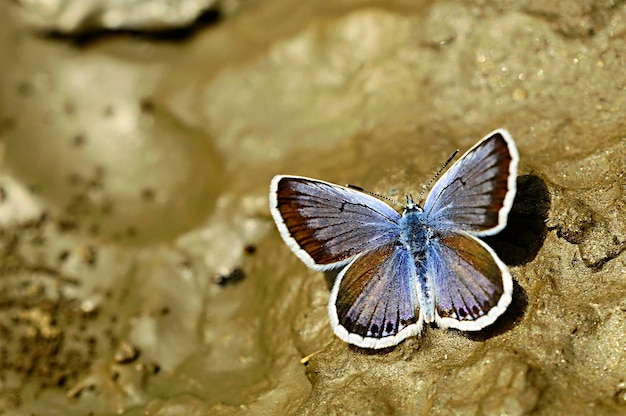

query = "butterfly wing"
[270,176,402,271]
[423,129,518,236]
[329,242,422,349]
[428,230,512,330]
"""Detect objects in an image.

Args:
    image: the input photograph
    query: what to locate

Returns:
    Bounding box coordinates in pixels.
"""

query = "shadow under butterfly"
[469,174,550,341]
[270,130,550,349]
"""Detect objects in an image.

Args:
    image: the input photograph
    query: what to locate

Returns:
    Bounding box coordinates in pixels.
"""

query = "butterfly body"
[270,129,519,349]
[398,204,437,322]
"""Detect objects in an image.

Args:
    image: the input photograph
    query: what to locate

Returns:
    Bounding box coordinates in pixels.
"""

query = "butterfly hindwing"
[423,129,518,236]
[428,230,512,330]
[270,176,402,270]
[329,242,423,349]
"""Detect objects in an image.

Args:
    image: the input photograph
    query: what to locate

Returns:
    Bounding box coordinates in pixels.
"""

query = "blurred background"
[0,0,625,414]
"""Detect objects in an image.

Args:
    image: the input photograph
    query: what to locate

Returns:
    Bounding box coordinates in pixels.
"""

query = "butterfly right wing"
[423,129,518,236]
[270,176,402,271]
[329,242,423,349]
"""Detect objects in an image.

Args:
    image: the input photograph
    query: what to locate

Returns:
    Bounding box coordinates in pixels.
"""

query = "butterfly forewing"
[428,230,512,330]
[329,242,423,349]
[423,130,518,236]
[270,176,402,270]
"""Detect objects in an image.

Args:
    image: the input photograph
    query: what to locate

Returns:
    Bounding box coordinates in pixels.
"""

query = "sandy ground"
[0,1,625,415]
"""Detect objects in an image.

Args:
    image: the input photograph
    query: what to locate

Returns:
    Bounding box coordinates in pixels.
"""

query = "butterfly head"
[404,194,423,213]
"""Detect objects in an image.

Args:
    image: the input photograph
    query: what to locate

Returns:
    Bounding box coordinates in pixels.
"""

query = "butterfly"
[269,129,519,349]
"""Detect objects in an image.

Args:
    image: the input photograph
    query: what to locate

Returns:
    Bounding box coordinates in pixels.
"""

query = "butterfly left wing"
[329,242,422,349]
[270,176,402,271]
[423,129,518,236]
[427,230,512,330]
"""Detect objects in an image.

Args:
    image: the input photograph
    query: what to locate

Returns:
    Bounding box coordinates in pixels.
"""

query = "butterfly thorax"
[399,206,432,262]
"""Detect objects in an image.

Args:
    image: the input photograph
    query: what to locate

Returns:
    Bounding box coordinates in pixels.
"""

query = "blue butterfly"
[269,129,519,349]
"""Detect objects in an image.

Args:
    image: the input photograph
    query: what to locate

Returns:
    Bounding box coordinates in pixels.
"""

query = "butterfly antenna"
[347,184,404,208]
[416,149,459,203]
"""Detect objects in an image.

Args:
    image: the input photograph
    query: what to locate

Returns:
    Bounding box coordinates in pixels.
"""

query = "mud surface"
[0,1,625,415]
